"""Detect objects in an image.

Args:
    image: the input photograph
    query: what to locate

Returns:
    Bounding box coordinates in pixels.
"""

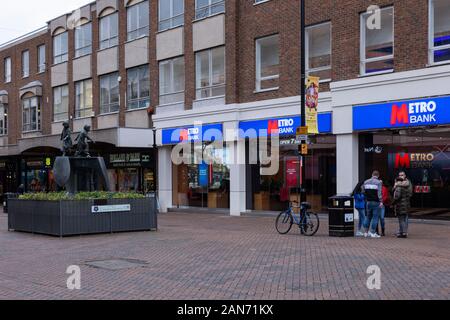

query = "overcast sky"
[0,0,93,44]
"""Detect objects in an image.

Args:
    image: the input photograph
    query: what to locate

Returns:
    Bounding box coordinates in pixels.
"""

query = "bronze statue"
[60,122,73,156]
[75,125,94,157]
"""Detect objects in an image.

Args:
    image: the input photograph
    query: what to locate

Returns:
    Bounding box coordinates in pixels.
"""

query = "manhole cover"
[85,259,148,271]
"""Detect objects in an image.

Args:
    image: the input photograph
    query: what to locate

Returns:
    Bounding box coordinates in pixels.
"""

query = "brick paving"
[0,212,449,300]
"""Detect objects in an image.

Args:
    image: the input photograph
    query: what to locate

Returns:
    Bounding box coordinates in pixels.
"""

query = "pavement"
[0,211,449,300]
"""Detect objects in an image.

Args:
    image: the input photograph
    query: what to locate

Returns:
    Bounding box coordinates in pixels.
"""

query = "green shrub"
[19,192,146,201]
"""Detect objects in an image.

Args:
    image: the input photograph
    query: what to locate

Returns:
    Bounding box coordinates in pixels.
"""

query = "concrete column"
[336,133,359,195]
[229,140,246,216]
[158,146,173,213]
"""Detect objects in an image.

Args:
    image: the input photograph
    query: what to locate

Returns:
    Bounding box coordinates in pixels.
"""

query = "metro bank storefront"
[353,96,450,219]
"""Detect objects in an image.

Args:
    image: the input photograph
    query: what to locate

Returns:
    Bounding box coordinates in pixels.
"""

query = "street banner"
[305,76,320,134]
[199,162,209,187]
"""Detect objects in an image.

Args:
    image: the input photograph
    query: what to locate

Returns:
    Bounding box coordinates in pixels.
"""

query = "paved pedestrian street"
[0,212,449,300]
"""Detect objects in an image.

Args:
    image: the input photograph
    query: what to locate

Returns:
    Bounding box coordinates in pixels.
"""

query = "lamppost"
[299,0,307,203]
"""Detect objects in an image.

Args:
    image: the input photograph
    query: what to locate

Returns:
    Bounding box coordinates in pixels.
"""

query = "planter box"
[8,198,157,237]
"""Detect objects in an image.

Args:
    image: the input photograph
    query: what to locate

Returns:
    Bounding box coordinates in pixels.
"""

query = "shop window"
[127,65,150,110]
[75,22,92,58]
[306,22,331,82]
[430,0,450,64]
[53,85,69,122]
[159,56,185,105]
[195,46,225,99]
[360,7,394,75]
[0,103,7,136]
[75,79,93,118]
[22,96,41,132]
[158,0,184,31]
[22,50,29,78]
[99,12,119,50]
[127,1,149,41]
[195,0,225,20]
[4,57,11,83]
[53,31,68,64]
[99,72,120,114]
[38,45,46,73]
[256,34,280,92]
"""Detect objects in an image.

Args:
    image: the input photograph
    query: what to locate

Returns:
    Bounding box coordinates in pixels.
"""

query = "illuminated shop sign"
[393,153,435,169]
[239,113,332,139]
[353,96,450,130]
[107,153,152,168]
[161,123,223,145]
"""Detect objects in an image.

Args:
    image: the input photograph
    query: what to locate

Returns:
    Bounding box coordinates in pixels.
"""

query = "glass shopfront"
[21,158,56,193]
[0,159,18,202]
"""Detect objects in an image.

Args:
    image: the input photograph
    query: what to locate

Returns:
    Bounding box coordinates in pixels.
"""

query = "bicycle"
[275,201,320,236]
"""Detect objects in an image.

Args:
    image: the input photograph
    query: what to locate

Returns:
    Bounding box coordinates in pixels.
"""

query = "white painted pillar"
[229,140,246,216]
[336,133,359,195]
[158,146,173,213]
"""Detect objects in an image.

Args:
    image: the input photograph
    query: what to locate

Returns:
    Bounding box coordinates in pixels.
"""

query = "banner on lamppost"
[305,76,320,134]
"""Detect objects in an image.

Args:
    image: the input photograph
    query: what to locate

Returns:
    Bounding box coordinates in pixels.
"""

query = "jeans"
[379,206,386,230]
[356,207,366,232]
[364,201,381,234]
[398,214,409,235]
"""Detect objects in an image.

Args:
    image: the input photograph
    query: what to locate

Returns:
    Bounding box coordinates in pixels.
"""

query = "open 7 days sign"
[353,96,450,130]
[91,204,131,214]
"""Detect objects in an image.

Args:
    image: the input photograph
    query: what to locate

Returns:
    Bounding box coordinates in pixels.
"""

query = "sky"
[0,0,93,44]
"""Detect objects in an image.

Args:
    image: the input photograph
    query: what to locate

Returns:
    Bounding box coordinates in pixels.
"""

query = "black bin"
[3,193,18,214]
[328,195,355,237]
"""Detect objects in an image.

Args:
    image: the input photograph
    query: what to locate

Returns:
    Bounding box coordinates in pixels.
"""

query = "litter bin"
[3,193,18,214]
[328,195,355,237]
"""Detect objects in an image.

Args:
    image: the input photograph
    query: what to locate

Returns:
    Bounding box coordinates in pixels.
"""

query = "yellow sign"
[305,76,320,134]
[45,158,52,167]
[297,126,308,135]
[300,144,308,155]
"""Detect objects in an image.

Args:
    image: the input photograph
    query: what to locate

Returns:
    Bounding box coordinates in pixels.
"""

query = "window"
[159,57,185,105]
[196,47,225,99]
[195,0,225,20]
[254,0,270,4]
[159,0,184,31]
[100,13,119,50]
[53,32,68,64]
[22,51,29,78]
[38,45,46,73]
[53,85,69,122]
[306,22,331,81]
[127,65,150,110]
[4,57,11,83]
[256,34,279,91]
[100,73,120,114]
[429,0,450,64]
[22,96,41,132]
[75,79,93,118]
[75,23,92,57]
[360,7,394,75]
[0,103,7,136]
[127,1,149,41]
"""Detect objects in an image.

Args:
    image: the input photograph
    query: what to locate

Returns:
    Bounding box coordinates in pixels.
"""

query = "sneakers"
[356,231,364,237]
[368,232,381,239]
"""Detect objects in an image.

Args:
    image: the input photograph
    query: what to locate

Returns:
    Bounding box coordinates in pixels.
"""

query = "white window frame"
[75,22,92,58]
[75,79,93,119]
[159,57,185,106]
[306,22,332,83]
[53,32,69,65]
[4,57,11,83]
[360,6,394,76]
[100,72,120,114]
[429,0,450,66]
[53,85,69,122]
[0,103,7,136]
[22,97,41,133]
[158,0,184,32]
[22,50,30,78]
[100,13,119,50]
[127,1,149,41]
[195,47,226,100]
[127,65,150,110]
[255,34,280,92]
[38,45,46,73]
[195,0,225,20]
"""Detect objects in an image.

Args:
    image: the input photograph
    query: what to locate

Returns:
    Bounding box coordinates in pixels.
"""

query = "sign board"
[300,144,308,155]
[297,127,308,135]
[305,76,320,134]
[92,204,131,214]
[345,214,354,223]
[162,123,223,145]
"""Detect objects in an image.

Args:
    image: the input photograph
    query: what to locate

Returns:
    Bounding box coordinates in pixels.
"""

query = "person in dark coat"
[392,177,410,238]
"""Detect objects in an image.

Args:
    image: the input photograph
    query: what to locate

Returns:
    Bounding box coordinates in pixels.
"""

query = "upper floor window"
[127,65,150,110]
[75,79,93,118]
[22,96,41,132]
[53,31,68,64]
[38,45,46,73]
[360,6,394,75]
[306,22,331,82]
[195,0,225,20]
[256,34,279,92]
[100,12,119,50]
[429,0,450,64]
[127,1,149,41]
[196,46,225,99]
[254,0,270,4]
[100,72,120,114]
[75,22,92,58]
[159,0,184,31]
[0,103,7,136]
[4,57,11,83]
[22,50,29,78]
[159,56,185,105]
[53,85,69,122]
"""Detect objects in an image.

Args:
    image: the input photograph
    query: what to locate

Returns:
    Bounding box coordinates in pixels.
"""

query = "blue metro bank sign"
[353,96,450,131]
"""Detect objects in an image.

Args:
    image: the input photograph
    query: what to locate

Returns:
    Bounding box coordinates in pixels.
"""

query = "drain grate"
[85,259,148,271]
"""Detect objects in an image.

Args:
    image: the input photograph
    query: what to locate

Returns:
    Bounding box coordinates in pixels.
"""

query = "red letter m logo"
[395,153,411,169]
[391,104,409,125]
[267,120,279,135]
[179,129,188,142]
